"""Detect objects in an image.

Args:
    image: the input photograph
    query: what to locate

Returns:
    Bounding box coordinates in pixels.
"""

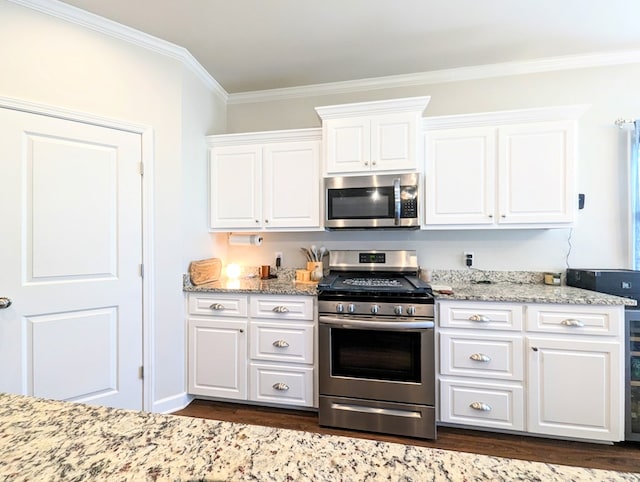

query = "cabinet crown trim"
[206,128,321,147]
[422,104,590,129]
[315,96,431,119]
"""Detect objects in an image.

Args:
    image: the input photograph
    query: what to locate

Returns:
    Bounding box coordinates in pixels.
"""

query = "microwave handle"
[393,177,401,225]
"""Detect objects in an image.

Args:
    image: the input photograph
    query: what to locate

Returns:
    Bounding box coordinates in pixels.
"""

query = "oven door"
[318,316,434,406]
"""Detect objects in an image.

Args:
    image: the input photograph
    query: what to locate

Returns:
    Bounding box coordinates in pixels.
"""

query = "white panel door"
[0,108,143,410]
[263,141,320,228]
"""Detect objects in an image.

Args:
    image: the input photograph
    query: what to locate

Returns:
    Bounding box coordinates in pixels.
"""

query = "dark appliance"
[324,173,420,230]
[566,268,640,441]
[317,250,436,439]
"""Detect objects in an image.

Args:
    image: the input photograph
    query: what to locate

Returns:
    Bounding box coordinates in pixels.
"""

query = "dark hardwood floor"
[173,399,640,473]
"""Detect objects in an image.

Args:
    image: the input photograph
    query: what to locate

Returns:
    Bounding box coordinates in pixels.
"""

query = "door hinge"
[139,263,144,278]
[139,366,144,379]
[139,162,144,176]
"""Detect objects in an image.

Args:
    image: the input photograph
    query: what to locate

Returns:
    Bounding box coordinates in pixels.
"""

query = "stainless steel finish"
[470,401,492,411]
[209,303,225,311]
[272,382,289,391]
[319,395,436,439]
[561,318,584,327]
[319,299,434,318]
[324,173,420,230]
[272,306,289,313]
[469,314,490,322]
[370,304,379,315]
[470,353,491,362]
[272,340,290,348]
[0,297,12,309]
[319,315,435,330]
[328,249,418,273]
[393,177,401,225]
[319,323,435,406]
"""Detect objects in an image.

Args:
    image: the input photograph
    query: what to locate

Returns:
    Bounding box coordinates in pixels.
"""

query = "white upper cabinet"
[424,105,588,229]
[316,96,430,175]
[208,129,322,231]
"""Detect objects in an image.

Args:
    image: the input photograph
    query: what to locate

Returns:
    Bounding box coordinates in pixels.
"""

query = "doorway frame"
[0,95,155,411]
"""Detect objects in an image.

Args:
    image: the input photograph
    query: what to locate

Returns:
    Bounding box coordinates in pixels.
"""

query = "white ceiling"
[58,0,640,94]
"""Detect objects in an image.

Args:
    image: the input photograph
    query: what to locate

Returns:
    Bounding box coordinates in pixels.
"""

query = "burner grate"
[342,278,404,288]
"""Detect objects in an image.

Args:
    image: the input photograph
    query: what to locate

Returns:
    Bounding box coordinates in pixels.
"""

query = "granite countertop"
[434,282,637,306]
[183,271,635,306]
[1,393,637,482]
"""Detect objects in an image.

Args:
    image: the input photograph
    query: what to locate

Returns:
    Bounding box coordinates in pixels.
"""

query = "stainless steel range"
[317,250,436,440]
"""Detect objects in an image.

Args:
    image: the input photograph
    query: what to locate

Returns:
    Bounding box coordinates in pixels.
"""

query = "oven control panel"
[319,300,434,318]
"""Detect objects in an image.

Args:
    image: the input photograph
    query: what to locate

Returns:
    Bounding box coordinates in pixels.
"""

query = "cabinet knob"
[469,353,491,362]
[532,346,538,352]
[239,329,244,333]
[209,303,225,311]
[468,314,490,322]
[255,219,259,223]
[272,339,290,348]
[372,161,377,166]
[560,318,585,327]
[272,382,289,391]
[265,219,269,223]
[364,161,369,166]
[272,306,290,313]
[470,401,491,412]
[488,214,493,219]
[501,214,506,218]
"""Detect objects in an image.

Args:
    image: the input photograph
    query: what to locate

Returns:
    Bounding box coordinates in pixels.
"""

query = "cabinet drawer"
[440,332,523,381]
[249,363,314,407]
[439,302,523,331]
[440,378,524,430]
[526,304,622,336]
[188,294,248,317]
[249,321,314,364]
[250,296,314,321]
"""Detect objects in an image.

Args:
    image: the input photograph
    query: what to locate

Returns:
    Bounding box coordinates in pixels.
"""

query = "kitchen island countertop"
[1,393,637,481]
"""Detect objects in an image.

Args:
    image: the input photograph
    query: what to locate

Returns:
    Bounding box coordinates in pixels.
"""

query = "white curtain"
[632,121,640,269]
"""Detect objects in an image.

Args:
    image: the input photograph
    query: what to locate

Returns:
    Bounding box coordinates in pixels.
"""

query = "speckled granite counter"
[434,282,637,306]
[183,271,318,296]
[1,394,637,481]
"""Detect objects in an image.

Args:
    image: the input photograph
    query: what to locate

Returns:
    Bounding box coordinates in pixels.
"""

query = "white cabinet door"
[263,141,320,228]
[370,112,419,172]
[188,318,247,400]
[209,145,262,229]
[425,127,496,225]
[498,121,575,225]
[324,117,371,174]
[526,336,622,441]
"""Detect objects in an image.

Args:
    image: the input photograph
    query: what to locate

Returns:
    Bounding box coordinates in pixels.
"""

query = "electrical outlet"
[275,251,283,266]
[464,251,474,268]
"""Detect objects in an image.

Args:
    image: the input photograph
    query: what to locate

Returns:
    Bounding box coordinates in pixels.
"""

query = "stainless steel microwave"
[324,173,421,230]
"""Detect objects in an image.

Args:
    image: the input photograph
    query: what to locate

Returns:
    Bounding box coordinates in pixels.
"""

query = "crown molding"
[206,127,321,147]
[422,104,592,129]
[9,0,229,103]
[228,49,640,105]
[315,96,430,119]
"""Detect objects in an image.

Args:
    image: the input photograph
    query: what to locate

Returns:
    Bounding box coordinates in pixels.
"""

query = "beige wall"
[224,64,640,273]
[0,1,226,411]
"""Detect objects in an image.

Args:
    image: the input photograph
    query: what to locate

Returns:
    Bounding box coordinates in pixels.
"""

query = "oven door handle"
[319,315,434,330]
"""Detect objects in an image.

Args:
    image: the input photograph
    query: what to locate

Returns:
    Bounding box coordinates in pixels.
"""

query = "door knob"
[0,297,12,309]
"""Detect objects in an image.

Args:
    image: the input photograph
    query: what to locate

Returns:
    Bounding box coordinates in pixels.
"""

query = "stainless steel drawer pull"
[561,318,584,327]
[209,303,225,311]
[272,339,290,348]
[469,314,490,322]
[470,353,491,362]
[470,401,492,412]
[272,306,290,313]
[272,382,289,391]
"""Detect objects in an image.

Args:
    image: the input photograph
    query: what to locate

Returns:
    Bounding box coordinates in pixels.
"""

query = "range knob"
[348,303,356,314]
[336,303,345,314]
[370,304,380,315]
[406,306,416,316]
[394,305,403,315]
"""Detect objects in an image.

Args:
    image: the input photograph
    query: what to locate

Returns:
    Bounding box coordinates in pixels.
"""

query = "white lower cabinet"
[187,293,316,408]
[438,300,624,442]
